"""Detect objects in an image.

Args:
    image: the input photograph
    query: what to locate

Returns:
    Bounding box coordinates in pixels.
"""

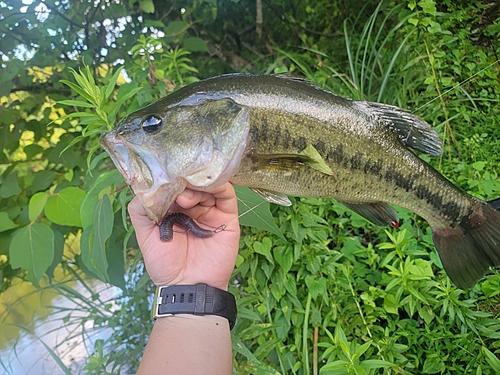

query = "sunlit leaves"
[45,187,86,227]
[29,192,49,221]
[9,223,54,285]
[139,0,155,14]
[57,65,140,161]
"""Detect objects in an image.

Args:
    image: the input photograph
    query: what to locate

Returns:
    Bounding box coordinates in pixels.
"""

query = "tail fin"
[489,198,500,210]
[432,201,500,289]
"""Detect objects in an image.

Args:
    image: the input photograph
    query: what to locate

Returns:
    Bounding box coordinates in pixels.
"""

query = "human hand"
[128,182,240,290]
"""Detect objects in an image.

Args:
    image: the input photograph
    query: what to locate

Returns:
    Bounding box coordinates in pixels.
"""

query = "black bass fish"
[100,74,500,289]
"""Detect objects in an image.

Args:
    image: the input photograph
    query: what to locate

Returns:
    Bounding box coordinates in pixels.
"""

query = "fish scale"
[101,73,500,289]
[233,106,469,228]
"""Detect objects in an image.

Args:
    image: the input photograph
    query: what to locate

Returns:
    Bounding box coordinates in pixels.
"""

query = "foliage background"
[1,0,500,374]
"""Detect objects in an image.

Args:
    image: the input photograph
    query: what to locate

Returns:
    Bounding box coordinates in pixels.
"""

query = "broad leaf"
[165,21,189,36]
[0,211,17,232]
[29,192,49,221]
[234,186,285,240]
[81,194,113,282]
[0,172,21,198]
[31,170,57,193]
[45,187,86,227]
[183,37,208,52]
[80,170,123,229]
[139,0,155,13]
[9,223,54,285]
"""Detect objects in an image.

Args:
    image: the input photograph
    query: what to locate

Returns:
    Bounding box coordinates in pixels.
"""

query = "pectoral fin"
[250,153,312,171]
[342,202,399,227]
[251,147,334,177]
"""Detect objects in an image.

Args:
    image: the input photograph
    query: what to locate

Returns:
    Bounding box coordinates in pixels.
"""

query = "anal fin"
[251,188,292,206]
[342,202,399,227]
[488,198,500,210]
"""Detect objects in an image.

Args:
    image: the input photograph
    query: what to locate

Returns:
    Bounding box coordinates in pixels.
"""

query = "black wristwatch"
[153,283,237,330]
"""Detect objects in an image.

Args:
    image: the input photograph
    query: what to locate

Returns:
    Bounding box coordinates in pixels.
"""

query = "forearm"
[137,315,233,375]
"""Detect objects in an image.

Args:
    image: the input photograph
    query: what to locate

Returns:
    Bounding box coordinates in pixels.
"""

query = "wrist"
[154,314,229,329]
[152,277,230,291]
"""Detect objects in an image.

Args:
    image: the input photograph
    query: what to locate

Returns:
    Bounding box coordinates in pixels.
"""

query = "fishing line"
[164,196,268,240]
[413,57,500,113]
[236,198,268,220]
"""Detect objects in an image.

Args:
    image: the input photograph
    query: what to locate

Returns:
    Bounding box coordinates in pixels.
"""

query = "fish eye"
[141,115,163,133]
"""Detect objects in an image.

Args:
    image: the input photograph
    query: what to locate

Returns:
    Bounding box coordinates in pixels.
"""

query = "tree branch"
[40,0,83,29]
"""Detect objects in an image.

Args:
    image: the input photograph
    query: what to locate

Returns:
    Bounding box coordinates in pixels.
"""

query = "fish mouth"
[100,132,181,223]
[100,132,170,206]
[100,132,159,194]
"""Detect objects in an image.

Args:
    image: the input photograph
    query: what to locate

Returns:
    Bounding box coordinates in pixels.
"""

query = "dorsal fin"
[355,101,442,156]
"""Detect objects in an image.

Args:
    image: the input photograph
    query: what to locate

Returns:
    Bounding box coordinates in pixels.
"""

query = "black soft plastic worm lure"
[158,212,226,242]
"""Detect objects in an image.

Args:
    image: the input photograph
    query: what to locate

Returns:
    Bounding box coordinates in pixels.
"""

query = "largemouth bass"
[100,74,500,289]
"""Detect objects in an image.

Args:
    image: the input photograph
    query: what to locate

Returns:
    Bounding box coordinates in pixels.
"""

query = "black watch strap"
[154,283,237,330]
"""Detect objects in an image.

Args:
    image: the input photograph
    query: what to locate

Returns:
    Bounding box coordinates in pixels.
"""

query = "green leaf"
[1,61,19,82]
[59,80,96,105]
[57,99,96,108]
[31,170,57,193]
[183,37,208,52]
[360,359,395,370]
[354,341,372,358]
[232,337,281,375]
[9,223,54,285]
[234,186,285,240]
[109,87,144,118]
[305,275,327,301]
[422,354,444,374]
[0,171,22,198]
[320,360,350,373]
[46,229,64,280]
[383,293,398,314]
[104,67,123,100]
[81,195,113,282]
[24,144,44,158]
[273,245,293,273]
[139,0,155,13]
[80,170,123,229]
[481,275,500,298]
[253,237,273,263]
[29,192,49,221]
[483,346,500,373]
[0,211,18,232]
[165,21,189,36]
[45,187,86,227]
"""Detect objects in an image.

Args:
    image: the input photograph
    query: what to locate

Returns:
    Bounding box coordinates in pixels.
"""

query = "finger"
[211,183,238,215]
[175,183,236,211]
[128,197,157,239]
